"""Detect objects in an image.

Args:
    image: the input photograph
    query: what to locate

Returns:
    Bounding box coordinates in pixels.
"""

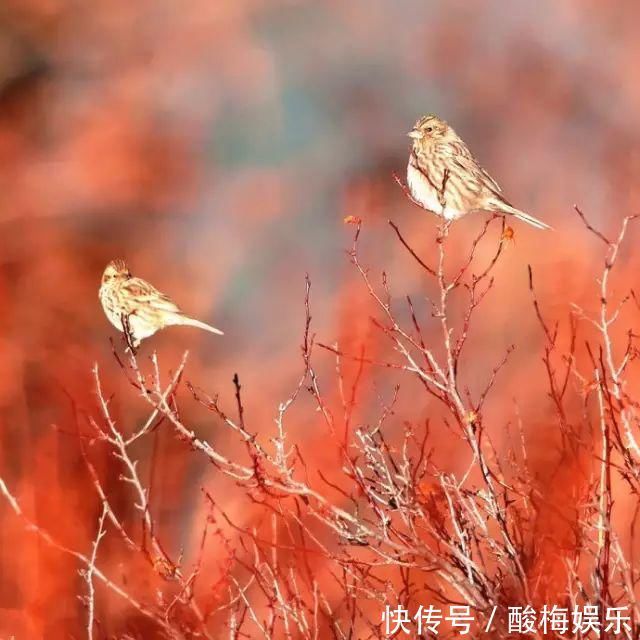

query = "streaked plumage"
[406,114,550,230]
[99,259,223,348]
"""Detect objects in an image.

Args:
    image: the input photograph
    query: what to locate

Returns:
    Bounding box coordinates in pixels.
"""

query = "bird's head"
[102,259,131,285]
[407,114,451,149]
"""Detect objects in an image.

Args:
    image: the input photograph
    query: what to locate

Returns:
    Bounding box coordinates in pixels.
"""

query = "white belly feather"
[406,163,464,221]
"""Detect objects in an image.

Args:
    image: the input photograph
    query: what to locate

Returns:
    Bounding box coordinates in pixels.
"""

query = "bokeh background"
[2,0,640,636]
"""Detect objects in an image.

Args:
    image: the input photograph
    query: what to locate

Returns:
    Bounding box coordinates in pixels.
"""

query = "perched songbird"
[406,114,550,229]
[99,259,223,349]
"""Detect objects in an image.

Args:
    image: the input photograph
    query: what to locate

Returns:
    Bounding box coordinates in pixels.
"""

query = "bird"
[406,114,550,230]
[99,259,224,349]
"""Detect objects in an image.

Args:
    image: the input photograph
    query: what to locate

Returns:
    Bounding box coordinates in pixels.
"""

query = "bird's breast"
[406,162,464,220]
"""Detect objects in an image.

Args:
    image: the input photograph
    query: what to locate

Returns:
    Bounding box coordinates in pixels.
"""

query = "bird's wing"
[452,151,503,195]
[122,277,182,314]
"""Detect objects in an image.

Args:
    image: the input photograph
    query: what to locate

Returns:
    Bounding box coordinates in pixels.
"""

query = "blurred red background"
[2,1,640,637]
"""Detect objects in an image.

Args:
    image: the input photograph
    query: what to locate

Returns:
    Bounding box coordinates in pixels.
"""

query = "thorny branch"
[1,203,640,637]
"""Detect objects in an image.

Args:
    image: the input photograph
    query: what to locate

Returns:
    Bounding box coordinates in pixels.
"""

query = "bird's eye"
[426,127,433,133]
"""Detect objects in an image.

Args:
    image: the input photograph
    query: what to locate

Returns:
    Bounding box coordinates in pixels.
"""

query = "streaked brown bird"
[99,259,224,348]
[406,114,550,230]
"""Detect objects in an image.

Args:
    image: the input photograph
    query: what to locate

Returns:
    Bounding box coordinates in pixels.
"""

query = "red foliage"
[3,3,640,639]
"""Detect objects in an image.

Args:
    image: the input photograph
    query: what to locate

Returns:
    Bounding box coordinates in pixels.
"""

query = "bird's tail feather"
[174,315,224,336]
[497,202,552,230]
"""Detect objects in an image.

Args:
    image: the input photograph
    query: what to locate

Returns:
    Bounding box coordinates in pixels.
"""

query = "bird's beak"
[407,129,423,140]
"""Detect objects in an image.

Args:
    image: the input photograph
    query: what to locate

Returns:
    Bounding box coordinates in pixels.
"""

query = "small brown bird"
[406,114,550,229]
[99,259,223,348]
